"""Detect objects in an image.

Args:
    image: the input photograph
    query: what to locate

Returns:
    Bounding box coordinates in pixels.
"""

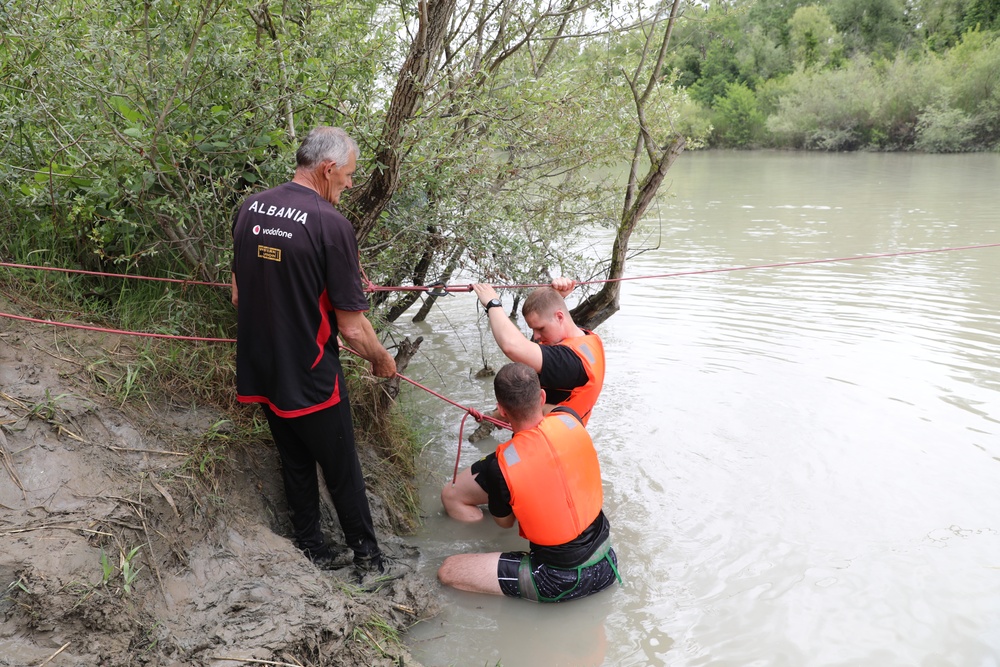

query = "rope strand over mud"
[0,311,237,342]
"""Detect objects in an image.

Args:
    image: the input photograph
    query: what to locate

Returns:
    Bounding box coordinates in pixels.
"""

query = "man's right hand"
[551,277,575,298]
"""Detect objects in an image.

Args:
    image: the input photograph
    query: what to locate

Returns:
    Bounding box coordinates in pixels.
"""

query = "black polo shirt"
[232,181,369,417]
[538,343,588,405]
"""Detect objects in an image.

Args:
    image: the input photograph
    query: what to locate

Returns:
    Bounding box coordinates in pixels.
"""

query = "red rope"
[570,242,1000,288]
[360,242,1000,292]
[0,311,236,342]
[6,240,999,475]
[337,344,508,427]
[5,242,998,294]
[0,310,503,415]
[0,261,229,288]
[455,412,472,484]
[0,309,508,477]
[338,342,511,481]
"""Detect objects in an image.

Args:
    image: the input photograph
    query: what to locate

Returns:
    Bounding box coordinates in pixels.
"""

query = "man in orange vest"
[439,363,620,602]
[471,278,605,425]
[444,279,608,520]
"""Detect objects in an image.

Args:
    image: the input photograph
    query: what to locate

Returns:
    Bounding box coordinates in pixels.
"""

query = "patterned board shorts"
[497,541,620,603]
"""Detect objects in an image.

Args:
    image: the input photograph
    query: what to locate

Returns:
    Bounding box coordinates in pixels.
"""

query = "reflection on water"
[400,152,1000,667]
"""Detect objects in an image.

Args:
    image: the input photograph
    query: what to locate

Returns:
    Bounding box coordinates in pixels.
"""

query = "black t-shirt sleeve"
[231,205,246,273]
[473,453,513,518]
[538,344,587,403]
[322,211,369,312]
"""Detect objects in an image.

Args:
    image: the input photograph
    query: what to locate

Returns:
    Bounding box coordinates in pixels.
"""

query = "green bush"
[0,0,388,282]
[712,83,766,147]
[915,102,979,151]
[870,53,947,147]
[766,59,881,149]
[940,29,1000,147]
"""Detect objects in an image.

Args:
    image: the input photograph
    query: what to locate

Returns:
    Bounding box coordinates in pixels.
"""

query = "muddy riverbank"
[0,298,440,667]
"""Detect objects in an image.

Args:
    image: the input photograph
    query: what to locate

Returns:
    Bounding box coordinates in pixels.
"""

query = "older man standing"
[231,126,397,583]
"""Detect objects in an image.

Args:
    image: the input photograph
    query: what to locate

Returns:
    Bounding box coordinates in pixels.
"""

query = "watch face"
[488,299,502,309]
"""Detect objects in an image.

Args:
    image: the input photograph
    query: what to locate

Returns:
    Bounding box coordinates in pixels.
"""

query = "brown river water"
[396,151,1000,667]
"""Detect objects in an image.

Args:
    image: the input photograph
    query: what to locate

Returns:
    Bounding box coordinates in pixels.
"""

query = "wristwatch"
[484,298,503,312]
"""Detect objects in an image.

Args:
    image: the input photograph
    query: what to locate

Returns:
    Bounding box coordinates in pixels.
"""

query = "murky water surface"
[397,152,1000,667]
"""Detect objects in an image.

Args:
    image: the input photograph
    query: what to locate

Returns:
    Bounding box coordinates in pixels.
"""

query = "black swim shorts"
[497,542,620,603]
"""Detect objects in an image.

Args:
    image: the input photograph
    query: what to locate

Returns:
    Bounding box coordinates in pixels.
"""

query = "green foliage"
[712,83,766,147]
[745,0,818,45]
[963,0,1000,31]
[761,29,999,150]
[919,0,978,49]
[689,45,742,106]
[363,5,701,302]
[662,0,999,150]
[915,102,978,150]
[828,0,911,56]
[734,26,794,85]
[788,5,841,68]
[870,55,945,147]
[120,546,142,595]
[0,0,392,281]
[99,550,115,586]
[937,29,1000,146]
[943,29,1000,112]
[767,58,880,149]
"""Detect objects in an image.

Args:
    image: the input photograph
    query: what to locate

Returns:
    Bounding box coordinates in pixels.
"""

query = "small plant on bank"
[27,389,70,421]
[99,549,114,585]
[352,612,402,659]
[120,546,142,595]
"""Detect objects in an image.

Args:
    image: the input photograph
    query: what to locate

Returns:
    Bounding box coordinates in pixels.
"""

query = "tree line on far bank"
[669,0,1000,151]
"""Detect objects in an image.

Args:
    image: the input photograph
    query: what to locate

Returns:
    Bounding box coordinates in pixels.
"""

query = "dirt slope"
[0,301,439,666]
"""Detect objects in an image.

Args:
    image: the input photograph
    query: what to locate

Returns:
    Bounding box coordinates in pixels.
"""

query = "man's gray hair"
[295,126,359,168]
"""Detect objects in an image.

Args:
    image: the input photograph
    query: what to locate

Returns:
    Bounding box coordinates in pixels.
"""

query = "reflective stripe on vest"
[498,412,603,546]
[554,331,605,425]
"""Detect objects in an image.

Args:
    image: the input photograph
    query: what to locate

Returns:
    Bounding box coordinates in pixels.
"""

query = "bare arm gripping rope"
[338,343,511,483]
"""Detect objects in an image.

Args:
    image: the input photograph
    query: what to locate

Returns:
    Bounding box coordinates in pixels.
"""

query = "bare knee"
[441,482,484,522]
[437,556,459,586]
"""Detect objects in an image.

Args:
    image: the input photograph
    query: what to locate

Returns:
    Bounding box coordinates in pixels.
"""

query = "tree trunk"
[381,226,441,319]
[378,336,424,413]
[411,244,463,323]
[571,0,685,331]
[346,0,458,243]
[571,134,686,330]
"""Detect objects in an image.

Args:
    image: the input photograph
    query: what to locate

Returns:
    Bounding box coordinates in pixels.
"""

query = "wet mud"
[0,303,440,666]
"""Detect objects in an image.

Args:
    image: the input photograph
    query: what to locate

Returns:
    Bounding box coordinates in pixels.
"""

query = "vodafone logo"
[252,224,261,235]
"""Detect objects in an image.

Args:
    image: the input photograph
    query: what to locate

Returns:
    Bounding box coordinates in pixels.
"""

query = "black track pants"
[262,398,379,559]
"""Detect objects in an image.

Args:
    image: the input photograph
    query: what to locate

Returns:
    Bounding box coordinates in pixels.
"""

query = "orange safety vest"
[497,411,603,547]
[550,331,605,425]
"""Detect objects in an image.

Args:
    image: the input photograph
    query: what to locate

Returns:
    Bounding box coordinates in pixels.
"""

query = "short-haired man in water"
[438,363,620,602]
[443,279,607,520]
[472,279,605,426]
